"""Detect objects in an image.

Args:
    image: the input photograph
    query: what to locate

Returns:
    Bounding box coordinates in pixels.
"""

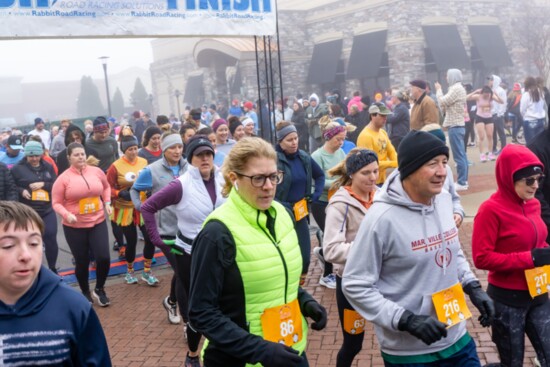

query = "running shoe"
[480,153,487,163]
[313,246,325,271]
[125,272,138,285]
[319,274,337,289]
[184,352,201,367]
[82,291,93,304]
[93,288,110,307]
[141,271,159,286]
[112,241,120,252]
[454,182,469,191]
[162,296,181,324]
[488,152,496,161]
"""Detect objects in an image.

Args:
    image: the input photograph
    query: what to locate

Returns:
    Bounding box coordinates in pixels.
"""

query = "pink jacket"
[52,165,111,228]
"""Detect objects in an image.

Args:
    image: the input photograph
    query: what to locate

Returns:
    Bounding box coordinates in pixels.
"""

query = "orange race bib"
[328,188,337,201]
[432,282,472,328]
[31,189,50,202]
[139,191,148,203]
[293,199,309,222]
[525,266,550,298]
[260,299,303,346]
[343,309,365,335]
[78,197,100,215]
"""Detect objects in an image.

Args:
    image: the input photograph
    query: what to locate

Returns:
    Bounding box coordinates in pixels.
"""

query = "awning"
[183,74,204,107]
[347,30,388,79]
[468,25,513,68]
[307,39,343,84]
[422,25,469,70]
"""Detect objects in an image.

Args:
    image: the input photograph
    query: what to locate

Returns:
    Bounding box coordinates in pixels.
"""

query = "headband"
[323,125,346,141]
[346,149,378,175]
[276,125,297,142]
[161,134,183,152]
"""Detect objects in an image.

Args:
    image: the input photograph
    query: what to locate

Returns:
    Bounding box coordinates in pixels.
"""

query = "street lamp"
[174,89,182,118]
[147,94,154,116]
[98,56,112,117]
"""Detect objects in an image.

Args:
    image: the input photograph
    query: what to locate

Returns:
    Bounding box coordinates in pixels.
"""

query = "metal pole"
[254,36,263,138]
[275,2,285,121]
[102,63,112,117]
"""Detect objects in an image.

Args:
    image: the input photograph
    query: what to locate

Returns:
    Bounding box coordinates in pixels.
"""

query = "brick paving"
[90,171,540,366]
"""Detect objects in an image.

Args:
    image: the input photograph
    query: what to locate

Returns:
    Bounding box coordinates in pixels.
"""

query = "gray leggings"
[491,299,550,367]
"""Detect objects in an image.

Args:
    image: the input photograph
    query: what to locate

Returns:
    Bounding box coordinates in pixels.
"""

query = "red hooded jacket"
[473,144,548,291]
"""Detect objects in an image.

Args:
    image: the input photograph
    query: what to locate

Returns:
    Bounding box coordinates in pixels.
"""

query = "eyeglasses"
[520,175,545,186]
[236,171,284,187]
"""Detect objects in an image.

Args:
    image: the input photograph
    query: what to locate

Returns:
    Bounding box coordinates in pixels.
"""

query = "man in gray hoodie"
[342,131,494,366]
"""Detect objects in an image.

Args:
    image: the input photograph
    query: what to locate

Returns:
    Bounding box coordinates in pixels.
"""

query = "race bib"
[31,189,49,202]
[432,282,472,328]
[261,299,303,346]
[343,309,365,335]
[525,266,550,298]
[139,191,148,203]
[293,198,309,222]
[78,197,100,215]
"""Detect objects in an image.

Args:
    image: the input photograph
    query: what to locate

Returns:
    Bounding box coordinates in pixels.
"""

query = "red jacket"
[473,145,548,291]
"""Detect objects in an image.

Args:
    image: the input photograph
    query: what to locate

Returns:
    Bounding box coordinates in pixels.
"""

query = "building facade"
[149,0,550,115]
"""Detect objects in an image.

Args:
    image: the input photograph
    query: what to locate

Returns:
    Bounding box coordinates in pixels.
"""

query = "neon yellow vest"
[203,189,308,366]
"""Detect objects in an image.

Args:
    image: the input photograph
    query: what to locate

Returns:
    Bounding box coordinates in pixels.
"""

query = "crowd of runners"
[0,69,550,367]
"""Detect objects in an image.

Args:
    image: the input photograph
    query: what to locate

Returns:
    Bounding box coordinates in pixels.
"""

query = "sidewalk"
[92,145,540,366]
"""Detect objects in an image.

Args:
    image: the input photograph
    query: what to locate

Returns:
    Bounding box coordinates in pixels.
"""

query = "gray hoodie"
[342,169,477,357]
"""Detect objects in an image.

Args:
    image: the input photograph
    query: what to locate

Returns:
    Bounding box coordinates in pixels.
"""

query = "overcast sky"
[0,38,154,83]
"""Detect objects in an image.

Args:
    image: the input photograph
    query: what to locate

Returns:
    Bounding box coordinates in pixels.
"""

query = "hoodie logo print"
[435,248,452,268]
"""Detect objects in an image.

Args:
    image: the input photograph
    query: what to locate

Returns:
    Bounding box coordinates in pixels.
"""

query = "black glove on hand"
[263,343,303,367]
[463,281,495,327]
[303,300,327,330]
[398,310,447,345]
[118,189,131,201]
[532,247,550,267]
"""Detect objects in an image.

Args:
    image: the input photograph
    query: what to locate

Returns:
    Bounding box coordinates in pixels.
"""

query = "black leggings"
[42,211,59,271]
[111,221,125,245]
[63,221,110,292]
[158,241,186,322]
[119,223,155,264]
[310,201,333,277]
[295,216,311,274]
[464,120,475,150]
[175,251,201,353]
[335,276,364,367]
[492,298,550,367]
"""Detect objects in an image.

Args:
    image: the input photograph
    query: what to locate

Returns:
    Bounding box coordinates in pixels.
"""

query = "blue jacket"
[275,145,324,208]
[0,268,111,366]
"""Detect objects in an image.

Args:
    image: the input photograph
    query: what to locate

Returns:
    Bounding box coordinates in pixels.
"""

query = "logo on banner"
[0,0,56,7]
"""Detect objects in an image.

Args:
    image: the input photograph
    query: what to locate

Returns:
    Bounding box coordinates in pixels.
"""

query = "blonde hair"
[319,115,357,133]
[221,137,277,197]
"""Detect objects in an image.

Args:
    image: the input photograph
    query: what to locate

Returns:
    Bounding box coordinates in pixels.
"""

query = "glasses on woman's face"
[236,171,284,188]
[521,175,544,186]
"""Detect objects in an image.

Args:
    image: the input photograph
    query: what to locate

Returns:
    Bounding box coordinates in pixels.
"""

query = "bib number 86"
[280,320,294,337]
[443,299,460,317]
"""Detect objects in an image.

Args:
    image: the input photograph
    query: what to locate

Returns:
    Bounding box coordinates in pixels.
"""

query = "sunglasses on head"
[521,175,544,186]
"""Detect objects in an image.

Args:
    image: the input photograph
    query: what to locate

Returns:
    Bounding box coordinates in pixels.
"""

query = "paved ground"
[73,141,541,366]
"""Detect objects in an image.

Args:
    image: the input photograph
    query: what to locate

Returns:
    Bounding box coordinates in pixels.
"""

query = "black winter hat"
[398,131,449,181]
[185,134,215,163]
[120,136,139,153]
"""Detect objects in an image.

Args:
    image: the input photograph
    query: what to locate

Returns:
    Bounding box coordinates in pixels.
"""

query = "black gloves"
[263,343,303,367]
[532,247,550,267]
[118,189,131,201]
[398,310,447,345]
[302,300,327,330]
[463,281,495,327]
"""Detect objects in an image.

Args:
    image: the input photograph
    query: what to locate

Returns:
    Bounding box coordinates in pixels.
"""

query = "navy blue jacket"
[0,268,111,366]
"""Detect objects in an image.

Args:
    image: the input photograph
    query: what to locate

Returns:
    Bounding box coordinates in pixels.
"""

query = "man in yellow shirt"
[357,102,398,184]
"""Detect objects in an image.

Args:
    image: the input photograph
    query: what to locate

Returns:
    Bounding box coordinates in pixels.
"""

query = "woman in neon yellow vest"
[189,137,327,367]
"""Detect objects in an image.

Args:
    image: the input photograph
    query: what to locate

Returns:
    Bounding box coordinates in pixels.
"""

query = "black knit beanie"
[120,136,139,153]
[143,126,162,145]
[398,131,449,181]
[513,165,543,182]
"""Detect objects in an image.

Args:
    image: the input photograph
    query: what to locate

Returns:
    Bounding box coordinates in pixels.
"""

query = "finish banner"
[0,0,276,37]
